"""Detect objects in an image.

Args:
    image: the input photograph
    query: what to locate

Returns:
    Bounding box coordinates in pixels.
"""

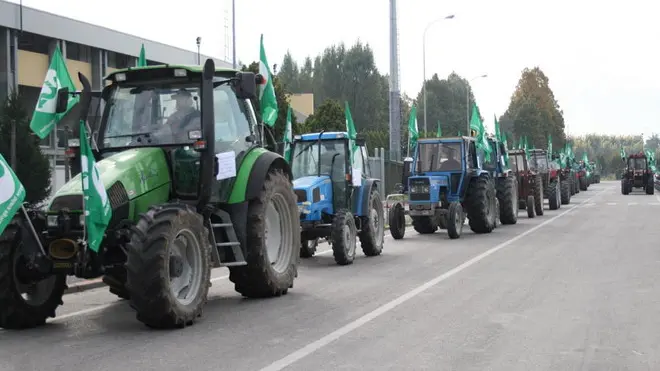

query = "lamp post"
[196,37,201,64]
[422,14,455,134]
[466,74,488,135]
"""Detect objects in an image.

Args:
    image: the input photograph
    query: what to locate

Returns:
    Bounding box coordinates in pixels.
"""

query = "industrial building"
[0,0,232,196]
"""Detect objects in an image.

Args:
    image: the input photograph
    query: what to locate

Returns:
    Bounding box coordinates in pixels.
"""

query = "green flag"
[259,34,278,127]
[469,103,492,160]
[436,121,442,137]
[29,45,79,139]
[137,44,147,67]
[408,105,419,153]
[283,106,293,163]
[80,120,112,252]
[493,115,501,142]
[345,101,359,162]
[0,154,26,236]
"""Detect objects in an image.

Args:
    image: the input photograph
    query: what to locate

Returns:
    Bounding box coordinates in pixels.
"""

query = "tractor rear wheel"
[646,179,654,195]
[560,178,571,205]
[359,190,384,257]
[0,222,67,329]
[126,203,211,329]
[412,216,437,234]
[466,175,496,234]
[569,176,576,196]
[497,176,518,225]
[621,179,630,195]
[388,203,406,240]
[533,175,544,216]
[230,171,300,297]
[331,209,357,265]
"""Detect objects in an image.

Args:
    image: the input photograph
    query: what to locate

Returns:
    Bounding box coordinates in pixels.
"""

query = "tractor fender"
[353,179,379,217]
[245,151,293,201]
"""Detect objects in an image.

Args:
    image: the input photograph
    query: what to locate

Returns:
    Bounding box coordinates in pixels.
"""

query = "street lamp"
[422,14,455,134]
[466,74,488,135]
[196,37,202,64]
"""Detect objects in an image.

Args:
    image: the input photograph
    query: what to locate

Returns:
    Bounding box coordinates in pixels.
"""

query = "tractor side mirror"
[55,88,70,113]
[235,72,257,100]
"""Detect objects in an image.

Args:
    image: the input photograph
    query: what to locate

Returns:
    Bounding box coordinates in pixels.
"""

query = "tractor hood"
[293,175,331,191]
[48,148,171,211]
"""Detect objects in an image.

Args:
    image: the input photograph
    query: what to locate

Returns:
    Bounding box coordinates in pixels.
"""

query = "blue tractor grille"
[409,178,430,201]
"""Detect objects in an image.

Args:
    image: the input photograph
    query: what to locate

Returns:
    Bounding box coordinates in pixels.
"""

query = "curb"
[65,278,105,295]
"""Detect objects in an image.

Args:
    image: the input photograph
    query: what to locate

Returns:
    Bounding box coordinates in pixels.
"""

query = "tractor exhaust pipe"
[49,239,80,260]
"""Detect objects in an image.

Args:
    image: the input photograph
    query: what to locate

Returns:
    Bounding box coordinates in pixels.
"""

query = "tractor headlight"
[79,214,86,226]
[410,184,430,194]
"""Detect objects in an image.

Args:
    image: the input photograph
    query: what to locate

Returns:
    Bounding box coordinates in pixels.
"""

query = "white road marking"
[628,202,638,206]
[606,202,617,206]
[32,227,415,324]
[258,189,608,371]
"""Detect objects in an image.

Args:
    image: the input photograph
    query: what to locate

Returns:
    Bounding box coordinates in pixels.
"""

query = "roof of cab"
[295,132,348,141]
[104,64,240,81]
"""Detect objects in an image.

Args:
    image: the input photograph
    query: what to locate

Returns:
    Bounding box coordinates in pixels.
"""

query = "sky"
[8,0,660,138]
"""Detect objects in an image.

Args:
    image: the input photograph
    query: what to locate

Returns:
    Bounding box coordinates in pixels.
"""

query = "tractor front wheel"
[446,202,463,239]
[331,209,357,265]
[230,171,300,297]
[526,195,535,218]
[388,203,406,240]
[359,190,384,257]
[0,222,67,329]
[560,178,571,205]
[548,180,560,210]
[533,176,544,216]
[126,203,211,329]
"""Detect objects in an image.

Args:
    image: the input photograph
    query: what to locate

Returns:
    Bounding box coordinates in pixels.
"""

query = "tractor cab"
[622,152,653,194]
[289,131,384,265]
[485,136,511,177]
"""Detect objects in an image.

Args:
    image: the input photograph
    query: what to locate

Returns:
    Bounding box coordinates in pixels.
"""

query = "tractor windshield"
[510,154,526,172]
[291,139,347,179]
[101,80,252,151]
[629,157,647,170]
[416,142,462,172]
[529,152,548,172]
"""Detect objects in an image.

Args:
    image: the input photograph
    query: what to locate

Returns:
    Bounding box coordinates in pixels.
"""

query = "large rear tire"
[621,179,630,195]
[359,191,385,257]
[388,203,406,240]
[497,176,518,225]
[548,180,560,210]
[466,175,496,234]
[126,203,211,329]
[229,171,300,297]
[0,222,67,329]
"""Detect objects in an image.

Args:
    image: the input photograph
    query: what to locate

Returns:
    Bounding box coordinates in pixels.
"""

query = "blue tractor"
[390,136,497,239]
[484,136,519,225]
[289,132,385,265]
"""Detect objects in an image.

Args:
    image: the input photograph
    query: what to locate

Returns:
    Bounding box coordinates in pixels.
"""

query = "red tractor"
[621,152,654,195]
[509,149,543,218]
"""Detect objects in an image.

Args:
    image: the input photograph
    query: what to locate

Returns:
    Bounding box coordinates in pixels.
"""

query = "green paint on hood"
[48,148,171,209]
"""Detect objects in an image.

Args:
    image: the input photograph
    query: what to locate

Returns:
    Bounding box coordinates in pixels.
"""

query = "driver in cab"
[439,147,460,170]
[166,89,200,141]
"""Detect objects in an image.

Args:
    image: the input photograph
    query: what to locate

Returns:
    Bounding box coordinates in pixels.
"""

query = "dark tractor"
[290,132,384,265]
[406,136,497,239]
[508,149,543,218]
[569,158,580,195]
[577,161,589,191]
[590,162,601,184]
[484,136,518,225]
[386,157,414,240]
[552,154,572,205]
[528,149,561,211]
[0,61,301,329]
[621,152,654,195]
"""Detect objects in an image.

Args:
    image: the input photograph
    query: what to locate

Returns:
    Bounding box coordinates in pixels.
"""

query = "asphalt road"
[2,181,659,371]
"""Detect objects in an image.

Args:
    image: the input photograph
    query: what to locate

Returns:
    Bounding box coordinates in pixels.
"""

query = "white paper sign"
[215,151,237,180]
[352,168,362,186]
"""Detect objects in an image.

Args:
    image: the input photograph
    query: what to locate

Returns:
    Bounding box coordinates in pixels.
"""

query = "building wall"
[0,0,232,198]
[289,93,315,117]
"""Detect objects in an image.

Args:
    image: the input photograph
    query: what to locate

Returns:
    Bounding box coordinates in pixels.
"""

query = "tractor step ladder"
[207,212,247,268]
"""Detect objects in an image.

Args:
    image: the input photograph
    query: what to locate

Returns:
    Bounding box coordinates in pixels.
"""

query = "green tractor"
[0,60,300,329]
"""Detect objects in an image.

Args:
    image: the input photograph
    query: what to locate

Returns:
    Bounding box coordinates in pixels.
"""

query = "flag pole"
[19,205,47,256]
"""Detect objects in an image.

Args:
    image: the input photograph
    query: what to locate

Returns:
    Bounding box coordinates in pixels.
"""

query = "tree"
[501,67,566,150]
[278,51,299,93]
[303,99,345,132]
[0,92,51,206]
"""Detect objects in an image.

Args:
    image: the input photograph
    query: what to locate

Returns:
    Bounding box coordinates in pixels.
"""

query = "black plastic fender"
[245,151,293,201]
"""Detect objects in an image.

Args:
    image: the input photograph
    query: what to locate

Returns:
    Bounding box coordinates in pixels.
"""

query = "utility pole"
[232,0,237,69]
[196,37,201,64]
